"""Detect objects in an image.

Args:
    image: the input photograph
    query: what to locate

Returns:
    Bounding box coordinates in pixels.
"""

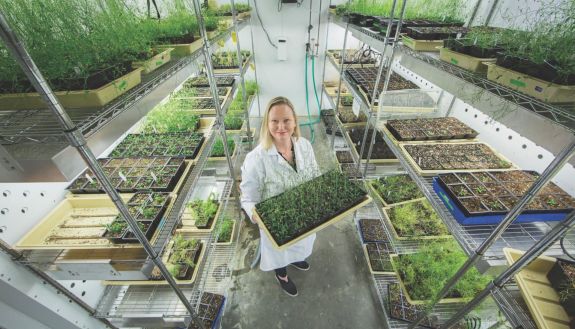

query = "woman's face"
[268,103,296,143]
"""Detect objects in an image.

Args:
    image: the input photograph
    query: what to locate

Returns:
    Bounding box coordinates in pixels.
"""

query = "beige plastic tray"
[215,219,237,246]
[0,68,142,110]
[402,36,443,52]
[399,141,516,176]
[132,48,174,74]
[346,129,399,164]
[157,38,203,57]
[439,47,496,73]
[362,245,396,275]
[379,123,477,146]
[178,201,222,233]
[213,55,252,74]
[103,240,206,285]
[15,194,141,250]
[382,200,452,241]
[486,63,575,103]
[390,254,468,305]
[368,180,426,208]
[254,196,372,250]
[503,248,572,329]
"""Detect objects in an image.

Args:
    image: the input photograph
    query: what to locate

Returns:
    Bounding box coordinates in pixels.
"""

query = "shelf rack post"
[360,0,407,177]
[230,0,253,150]
[0,11,206,329]
[330,0,352,150]
[408,138,575,329]
[192,0,237,185]
[443,210,575,328]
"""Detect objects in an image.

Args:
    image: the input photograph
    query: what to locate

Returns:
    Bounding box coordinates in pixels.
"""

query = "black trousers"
[274,267,287,277]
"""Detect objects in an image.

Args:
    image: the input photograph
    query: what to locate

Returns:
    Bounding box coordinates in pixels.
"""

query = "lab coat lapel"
[266,142,295,172]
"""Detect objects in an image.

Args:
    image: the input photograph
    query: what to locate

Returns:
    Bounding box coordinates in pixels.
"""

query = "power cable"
[253,0,277,48]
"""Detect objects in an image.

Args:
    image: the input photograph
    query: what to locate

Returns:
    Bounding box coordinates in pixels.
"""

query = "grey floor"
[221,119,388,329]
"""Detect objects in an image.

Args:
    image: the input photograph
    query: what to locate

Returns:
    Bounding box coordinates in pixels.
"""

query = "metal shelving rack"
[0,19,250,183]
[0,0,256,327]
[324,8,574,329]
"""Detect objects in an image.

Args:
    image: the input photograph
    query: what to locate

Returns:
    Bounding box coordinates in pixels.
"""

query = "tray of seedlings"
[369,174,425,207]
[320,109,343,137]
[179,193,221,232]
[338,107,368,127]
[400,142,514,176]
[176,97,226,114]
[344,67,419,104]
[327,49,377,68]
[358,218,388,243]
[383,199,451,241]
[102,192,171,244]
[215,216,237,245]
[347,127,398,163]
[336,150,355,165]
[109,132,205,159]
[403,26,469,52]
[363,240,395,274]
[339,163,363,179]
[504,248,575,329]
[253,170,371,249]
[433,170,575,225]
[211,50,251,73]
[67,157,188,194]
[172,86,232,102]
[440,28,504,73]
[189,292,226,329]
[385,117,478,143]
[209,137,236,160]
[185,75,236,88]
[390,240,493,305]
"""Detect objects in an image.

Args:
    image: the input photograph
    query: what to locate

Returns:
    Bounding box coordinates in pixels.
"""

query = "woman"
[240,96,321,297]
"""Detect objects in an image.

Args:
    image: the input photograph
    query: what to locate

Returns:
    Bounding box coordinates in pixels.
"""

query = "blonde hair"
[260,96,301,149]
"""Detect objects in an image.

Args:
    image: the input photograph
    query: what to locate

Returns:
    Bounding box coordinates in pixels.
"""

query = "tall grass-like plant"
[143,0,200,44]
[340,0,464,23]
[0,0,153,93]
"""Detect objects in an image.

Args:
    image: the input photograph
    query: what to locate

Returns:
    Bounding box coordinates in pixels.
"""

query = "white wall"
[469,0,568,29]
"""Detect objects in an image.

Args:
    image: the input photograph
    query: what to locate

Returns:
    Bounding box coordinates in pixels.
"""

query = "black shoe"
[290,261,310,271]
[275,274,298,297]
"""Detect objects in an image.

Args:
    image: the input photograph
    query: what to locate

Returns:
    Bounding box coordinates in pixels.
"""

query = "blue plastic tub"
[432,177,569,225]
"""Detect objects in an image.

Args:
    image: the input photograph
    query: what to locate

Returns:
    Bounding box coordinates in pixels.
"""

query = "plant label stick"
[85,173,94,183]
[150,171,158,182]
[118,171,127,182]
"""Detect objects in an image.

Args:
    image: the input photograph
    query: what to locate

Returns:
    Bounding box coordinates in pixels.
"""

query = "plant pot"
[132,48,174,74]
[188,292,226,329]
[0,67,143,110]
[363,243,394,274]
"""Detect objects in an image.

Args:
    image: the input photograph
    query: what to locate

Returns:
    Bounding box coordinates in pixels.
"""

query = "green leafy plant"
[217,217,235,243]
[0,0,153,93]
[388,200,449,238]
[394,240,493,302]
[106,220,127,235]
[255,170,367,246]
[210,137,235,157]
[142,101,200,133]
[370,175,423,205]
[188,193,219,228]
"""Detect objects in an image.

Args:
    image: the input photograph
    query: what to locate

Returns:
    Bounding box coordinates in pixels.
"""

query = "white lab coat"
[240,136,321,271]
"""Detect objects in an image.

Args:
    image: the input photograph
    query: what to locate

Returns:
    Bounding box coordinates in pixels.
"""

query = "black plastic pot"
[547,258,575,317]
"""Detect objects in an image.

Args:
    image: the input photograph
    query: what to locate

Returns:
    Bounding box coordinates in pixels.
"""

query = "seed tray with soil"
[177,97,225,110]
[102,213,161,244]
[338,107,367,125]
[401,142,513,175]
[254,170,371,249]
[211,51,251,69]
[388,283,441,329]
[189,292,226,329]
[386,117,478,141]
[185,76,235,88]
[364,242,394,274]
[547,258,575,318]
[340,163,363,179]
[68,157,187,194]
[336,151,354,164]
[407,26,469,40]
[109,133,205,159]
[344,67,419,104]
[126,192,171,222]
[184,87,229,97]
[321,112,343,137]
[369,174,424,207]
[358,218,387,243]
[327,49,377,67]
[384,199,451,241]
[347,127,397,162]
[434,170,575,224]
